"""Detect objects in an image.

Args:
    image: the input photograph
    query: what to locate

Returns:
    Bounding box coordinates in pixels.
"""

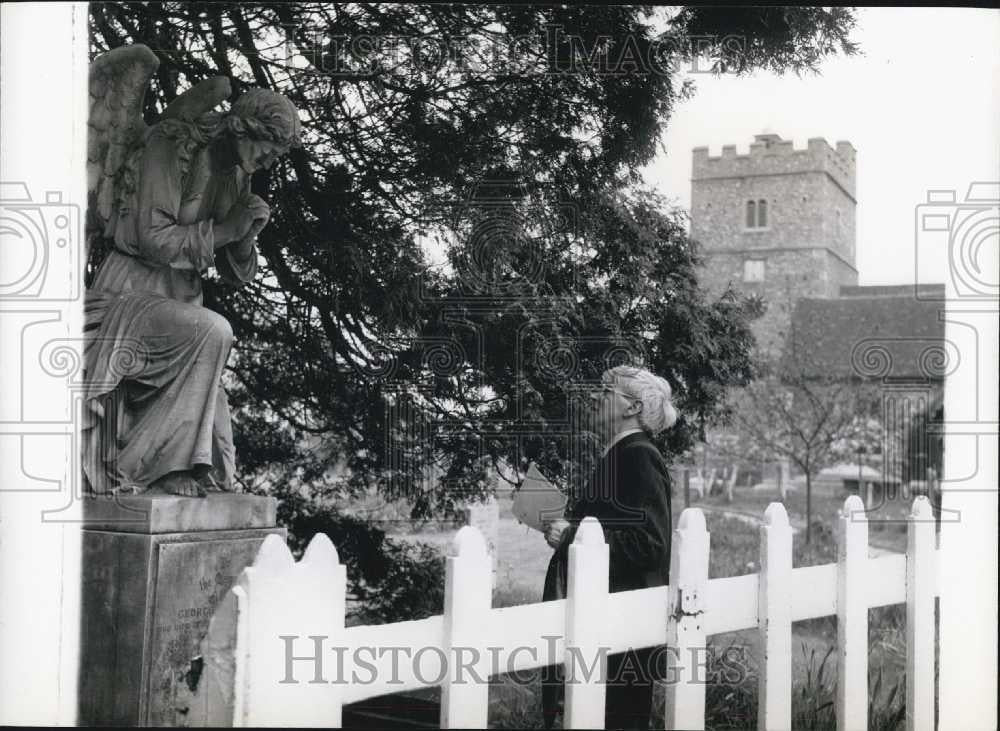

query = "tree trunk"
[805,472,813,544]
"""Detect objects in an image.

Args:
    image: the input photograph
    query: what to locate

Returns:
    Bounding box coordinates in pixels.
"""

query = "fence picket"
[836,495,868,731]
[440,527,492,729]
[564,517,610,730]
[906,497,935,731]
[758,502,793,731]
[237,533,346,727]
[664,508,710,731]
[303,533,346,727]
[195,498,946,730]
[235,535,293,727]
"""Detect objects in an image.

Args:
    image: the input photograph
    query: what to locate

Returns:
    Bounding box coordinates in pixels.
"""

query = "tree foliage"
[88,3,858,513]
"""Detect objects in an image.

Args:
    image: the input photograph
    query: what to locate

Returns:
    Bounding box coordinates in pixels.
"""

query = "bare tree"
[716,308,882,542]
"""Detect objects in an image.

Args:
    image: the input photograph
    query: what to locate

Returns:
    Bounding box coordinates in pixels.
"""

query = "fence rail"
[189,495,939,730]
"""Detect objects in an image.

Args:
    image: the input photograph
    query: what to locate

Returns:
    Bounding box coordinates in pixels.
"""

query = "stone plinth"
[78,494,284,727]
[82,493,277,533]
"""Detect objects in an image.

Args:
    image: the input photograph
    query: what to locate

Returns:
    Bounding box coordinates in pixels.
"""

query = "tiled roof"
[839,283,946,298]
[785,293,948,381]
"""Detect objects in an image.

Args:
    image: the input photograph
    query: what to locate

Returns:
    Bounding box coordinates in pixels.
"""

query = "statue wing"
[87,44,159,239]
[159,76,232,122]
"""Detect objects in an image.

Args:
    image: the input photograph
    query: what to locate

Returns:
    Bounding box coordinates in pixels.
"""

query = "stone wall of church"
[699,248,856,354]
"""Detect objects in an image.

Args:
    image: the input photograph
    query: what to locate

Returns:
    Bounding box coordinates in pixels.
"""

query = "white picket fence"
[188,495,939,730]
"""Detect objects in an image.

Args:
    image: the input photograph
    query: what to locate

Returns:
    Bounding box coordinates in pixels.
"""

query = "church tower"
[691,133,858,354]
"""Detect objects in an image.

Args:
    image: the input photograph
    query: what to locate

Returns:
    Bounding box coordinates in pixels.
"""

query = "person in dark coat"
[541,365,677,730]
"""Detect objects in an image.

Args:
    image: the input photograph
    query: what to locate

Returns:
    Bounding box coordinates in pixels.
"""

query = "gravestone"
[779,459,792,498]
[463,496,499,584]
[78,494,284,726]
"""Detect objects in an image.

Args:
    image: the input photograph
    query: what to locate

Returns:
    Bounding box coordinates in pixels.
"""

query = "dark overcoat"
[543,430,673,599]
[541,430,673,730]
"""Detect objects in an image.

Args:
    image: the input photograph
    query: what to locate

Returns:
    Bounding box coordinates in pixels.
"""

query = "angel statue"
[83,44,301,497]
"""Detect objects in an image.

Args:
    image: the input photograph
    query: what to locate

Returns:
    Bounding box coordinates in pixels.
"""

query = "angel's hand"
[243,193,270,219]
[215,195,269,247]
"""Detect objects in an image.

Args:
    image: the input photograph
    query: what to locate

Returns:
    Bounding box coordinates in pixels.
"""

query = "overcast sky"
[644,6,1000,286]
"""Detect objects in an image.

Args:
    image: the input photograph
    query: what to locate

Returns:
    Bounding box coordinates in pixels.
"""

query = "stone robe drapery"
[82,124,256,494]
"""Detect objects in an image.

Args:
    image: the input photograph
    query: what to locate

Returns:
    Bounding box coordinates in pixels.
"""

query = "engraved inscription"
[147,536,273,726]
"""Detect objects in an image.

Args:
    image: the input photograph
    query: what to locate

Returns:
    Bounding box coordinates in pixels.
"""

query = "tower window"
[743,259,765,282]
[745,199,768,228]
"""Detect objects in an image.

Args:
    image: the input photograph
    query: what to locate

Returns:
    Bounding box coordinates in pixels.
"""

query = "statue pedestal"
[78,494,285,727]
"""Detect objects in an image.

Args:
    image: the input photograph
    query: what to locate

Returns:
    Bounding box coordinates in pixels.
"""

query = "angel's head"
[223,89,302,174]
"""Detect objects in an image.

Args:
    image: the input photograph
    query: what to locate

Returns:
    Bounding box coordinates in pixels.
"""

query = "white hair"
[608,365,678,436]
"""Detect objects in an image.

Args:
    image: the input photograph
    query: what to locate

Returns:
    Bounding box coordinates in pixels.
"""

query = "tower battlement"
[693,133,856,200]
[690,132,859,355]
